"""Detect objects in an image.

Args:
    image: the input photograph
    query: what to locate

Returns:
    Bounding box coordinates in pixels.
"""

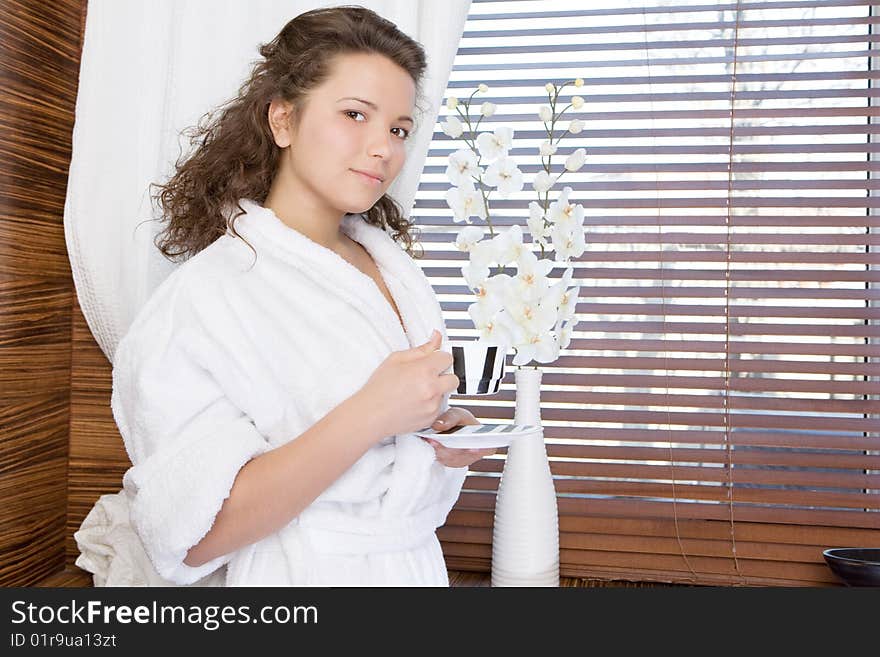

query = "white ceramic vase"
[491,366,560,587]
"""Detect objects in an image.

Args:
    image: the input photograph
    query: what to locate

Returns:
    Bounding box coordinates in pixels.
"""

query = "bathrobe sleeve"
[111,280,271,586]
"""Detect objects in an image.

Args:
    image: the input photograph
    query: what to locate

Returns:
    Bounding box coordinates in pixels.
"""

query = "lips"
[351,169,384,183]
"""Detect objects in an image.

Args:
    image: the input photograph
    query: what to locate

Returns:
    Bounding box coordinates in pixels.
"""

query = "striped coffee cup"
[445,340,509,395]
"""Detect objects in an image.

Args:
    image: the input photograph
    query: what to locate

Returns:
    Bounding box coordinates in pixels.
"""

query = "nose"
[368,126,393,160]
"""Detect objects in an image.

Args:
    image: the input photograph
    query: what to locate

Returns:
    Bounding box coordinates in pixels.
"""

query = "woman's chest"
[340,239,405,332]
[212,271,410,434]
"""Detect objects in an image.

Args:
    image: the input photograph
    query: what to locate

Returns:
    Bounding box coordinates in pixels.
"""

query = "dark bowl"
[823,548,880,587]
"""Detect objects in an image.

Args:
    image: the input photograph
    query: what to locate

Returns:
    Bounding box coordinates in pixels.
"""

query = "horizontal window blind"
[416,0,880,586]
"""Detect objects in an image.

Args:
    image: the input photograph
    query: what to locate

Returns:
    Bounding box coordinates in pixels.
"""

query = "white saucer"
[413,423,541,449]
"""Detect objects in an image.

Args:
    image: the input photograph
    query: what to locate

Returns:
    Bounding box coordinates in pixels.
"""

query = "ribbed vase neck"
[514,366,543,427]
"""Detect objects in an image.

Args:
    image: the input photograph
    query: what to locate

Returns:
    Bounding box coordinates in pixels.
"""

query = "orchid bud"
[564,148,586,172]
[539,140,557,157]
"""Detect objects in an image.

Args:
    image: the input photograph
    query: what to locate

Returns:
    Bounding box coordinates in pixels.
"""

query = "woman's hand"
[358,329,460,439]
[422,407,497,468]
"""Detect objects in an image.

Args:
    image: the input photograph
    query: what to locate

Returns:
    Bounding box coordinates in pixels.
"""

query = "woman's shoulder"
[114,237,244,357]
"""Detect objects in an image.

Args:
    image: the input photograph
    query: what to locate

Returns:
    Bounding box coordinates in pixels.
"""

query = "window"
[416,0,880,586]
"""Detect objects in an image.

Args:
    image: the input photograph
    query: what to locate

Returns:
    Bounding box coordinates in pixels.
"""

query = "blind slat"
[453,48,880,72]
[426,267,880,281]
[416,197,880,209]
[445,509,880,546]
[472,461,880,490]
[420,216,880,227]
[539,445,880,470]
[456,32,880,56]
[514,372,880,395]
[465,476,880,510]
[435,285,880,301]
[454,493,880,530]
[467,0,876,22]
[424,162,880,174]
[463,15,880,39]
[429,251,880,265]
[551,337,880,356]
[427,144,880,156]
[529,427,878,451]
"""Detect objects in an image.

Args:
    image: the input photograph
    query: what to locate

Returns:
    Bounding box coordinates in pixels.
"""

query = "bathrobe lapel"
[232,198,439,354]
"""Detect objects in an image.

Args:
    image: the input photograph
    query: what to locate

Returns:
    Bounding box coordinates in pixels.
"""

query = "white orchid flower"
[539,140,557,157]
[490,224,524,265]
[544,82,555,94]
[549,185,572,210]
[441,115,463,139]
[564,148,587,172]
[483,271,514,298]
[574,78,584,87]
[571,95,584,110]
[546,266,574,306]
[498,304,559,365]
[550,222,587,262]
[446,96,458,110]
[532,170,554,194]
[475,283,501,313]
[461,262,490,289]
[558,283,580,321]
[558,322,573,350]
[548,187,584,229]
[568,119,584,134]
[538,106,553,123]
[446,149,480,188]
[483,157,524,198]
[471,276,506,314]
[468,301,495,341]
[511,248,554,303]
[455,225,485,252]
[476,126,514,162]
[469,238,499,269]
[468,301,514,345]
[527,201,552,247]
[446,185,487,224]
[500,280,556,333]
[525,333,561,364]
[480,101,496,117]
[545,267,579,324]
[478,83,489,93]
[496,311,526,349]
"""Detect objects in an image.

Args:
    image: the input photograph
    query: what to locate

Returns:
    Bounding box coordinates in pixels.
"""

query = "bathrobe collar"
[226,198,442,353]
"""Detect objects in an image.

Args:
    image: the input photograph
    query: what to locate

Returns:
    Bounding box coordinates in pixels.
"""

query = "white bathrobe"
[74,198,468,587]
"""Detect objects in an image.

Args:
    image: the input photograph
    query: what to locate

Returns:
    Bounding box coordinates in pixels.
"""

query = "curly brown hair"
[147,5,428,267]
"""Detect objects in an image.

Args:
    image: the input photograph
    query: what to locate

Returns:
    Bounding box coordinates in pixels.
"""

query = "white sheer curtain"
[64,0,471,363]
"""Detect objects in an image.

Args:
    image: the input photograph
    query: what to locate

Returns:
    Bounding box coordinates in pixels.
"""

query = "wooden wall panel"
[65,294,126,579]
[0,0,88,586]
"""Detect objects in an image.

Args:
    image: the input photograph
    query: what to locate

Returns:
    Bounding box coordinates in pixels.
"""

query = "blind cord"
[724,1,747,585]
[642,5,698,583]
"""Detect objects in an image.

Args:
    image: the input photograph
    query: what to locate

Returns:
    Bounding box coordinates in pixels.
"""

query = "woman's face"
[273,52,416,215]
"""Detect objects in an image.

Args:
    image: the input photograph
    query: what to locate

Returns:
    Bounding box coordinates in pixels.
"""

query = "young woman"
[106,6,495,586]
